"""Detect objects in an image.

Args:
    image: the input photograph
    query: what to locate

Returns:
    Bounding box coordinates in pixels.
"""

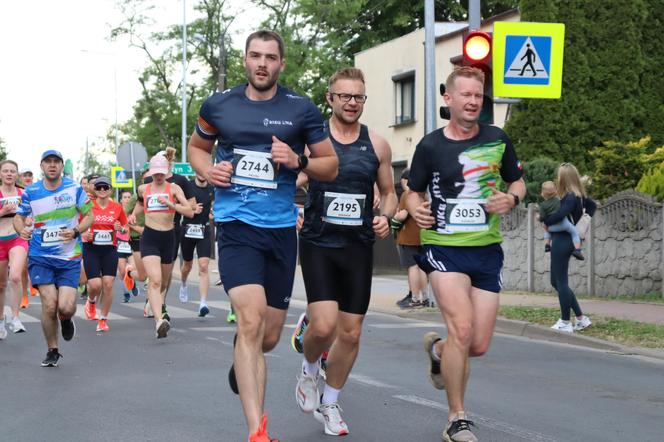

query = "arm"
[189,131,233,187]
[13,214,31,240]
[584,197,597,217]
[371,133,398,239]
[544,193,576,226]
[167,184,195,218]
[61,211,94,242]
[406,191,434,229]
[486,178,526,215]
[271,136,338,182]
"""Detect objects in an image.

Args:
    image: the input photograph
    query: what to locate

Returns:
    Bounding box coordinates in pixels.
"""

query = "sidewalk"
[173,258,664,359]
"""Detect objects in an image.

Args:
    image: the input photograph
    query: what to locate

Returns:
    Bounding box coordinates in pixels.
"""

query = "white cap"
[19,168,33,174]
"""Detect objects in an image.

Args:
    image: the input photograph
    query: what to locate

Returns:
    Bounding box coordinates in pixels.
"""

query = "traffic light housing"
[440,30,494,123]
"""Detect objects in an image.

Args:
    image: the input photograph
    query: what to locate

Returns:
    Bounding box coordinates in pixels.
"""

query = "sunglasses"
[95,185,111,191]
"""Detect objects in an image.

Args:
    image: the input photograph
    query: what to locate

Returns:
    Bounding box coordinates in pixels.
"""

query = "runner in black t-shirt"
[178,174,214,317]
[406,67,525,442]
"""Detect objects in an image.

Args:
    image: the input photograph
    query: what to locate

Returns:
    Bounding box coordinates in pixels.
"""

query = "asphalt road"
[1,279,663,442]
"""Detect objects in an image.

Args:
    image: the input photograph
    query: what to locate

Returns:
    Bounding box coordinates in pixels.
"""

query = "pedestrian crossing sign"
[493,22,565,99]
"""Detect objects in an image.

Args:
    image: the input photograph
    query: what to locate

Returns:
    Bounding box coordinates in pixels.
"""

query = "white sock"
[302,358,319,377]
[322,384,341,405]
[99,316,107,320]
[200,299,207,306]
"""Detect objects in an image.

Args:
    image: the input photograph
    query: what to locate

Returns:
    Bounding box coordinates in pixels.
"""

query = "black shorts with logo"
[180,223,212,261]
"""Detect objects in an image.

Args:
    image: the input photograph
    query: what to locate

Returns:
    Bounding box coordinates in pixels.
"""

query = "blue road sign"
[503,35,552,85]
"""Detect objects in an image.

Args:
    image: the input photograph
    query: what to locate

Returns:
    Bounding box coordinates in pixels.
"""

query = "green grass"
[504,290,664,304]
[499,306,664,349]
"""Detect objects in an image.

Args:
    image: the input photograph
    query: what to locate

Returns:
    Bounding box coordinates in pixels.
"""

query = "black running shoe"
[396,293,412,308]
[572,249,585,261]
[161,304,170,321]
[41,348,62,367]
[60,318,76,341]
[423,332,445,390]
[544,244,551,253]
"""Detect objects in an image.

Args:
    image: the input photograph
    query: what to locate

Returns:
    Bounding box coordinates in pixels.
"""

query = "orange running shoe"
[30,286,38,296]
[96,319,110,332]
[20,294,29,309]
[84,299,97,320]
[123,265,135,291]
[248,414,280,442]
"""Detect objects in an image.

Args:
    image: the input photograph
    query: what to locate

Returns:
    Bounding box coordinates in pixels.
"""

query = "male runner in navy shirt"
[188,30,338,442]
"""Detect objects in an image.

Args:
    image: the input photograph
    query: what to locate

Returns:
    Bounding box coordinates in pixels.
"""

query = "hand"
[1,201,17,216]
[113,220,122,231]
[127,214,136,225]
[193,202,203,215]
[157,196,172,208]
[59,228,76,243]
[372,215,390,239]
[413,201,435,229]
[271,136,298,169]
[83,230,93,242]
[18,218,33,240]
[206,161,233,187]
[486,188,515,215]
[393,208,409,223]
[296,210,304,232]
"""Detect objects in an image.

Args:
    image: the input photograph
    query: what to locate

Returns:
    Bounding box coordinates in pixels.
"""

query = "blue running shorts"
[28,256,81,289]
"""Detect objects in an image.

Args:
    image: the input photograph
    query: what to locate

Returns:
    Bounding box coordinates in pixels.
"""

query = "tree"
[0,135,7,162]
[505,0,661,173]
[110,0,244,156]
[522,157,559,204]
[636,162,664,201]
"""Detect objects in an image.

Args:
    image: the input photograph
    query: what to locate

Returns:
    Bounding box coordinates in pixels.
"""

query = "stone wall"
[501,190,663,296]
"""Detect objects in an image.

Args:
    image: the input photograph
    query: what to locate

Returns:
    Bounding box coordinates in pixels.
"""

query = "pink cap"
[147,155,170,176]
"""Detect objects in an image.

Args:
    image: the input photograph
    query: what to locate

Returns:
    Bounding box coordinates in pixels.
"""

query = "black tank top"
[300,124,379,247]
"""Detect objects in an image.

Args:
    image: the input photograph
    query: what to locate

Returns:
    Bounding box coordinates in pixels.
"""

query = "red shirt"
[84,200,128,246]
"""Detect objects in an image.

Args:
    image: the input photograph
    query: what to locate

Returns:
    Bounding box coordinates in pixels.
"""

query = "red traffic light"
[463,31,492,64]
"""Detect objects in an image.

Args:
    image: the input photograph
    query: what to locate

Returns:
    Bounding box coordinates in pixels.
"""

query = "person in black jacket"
[544,163,597,333]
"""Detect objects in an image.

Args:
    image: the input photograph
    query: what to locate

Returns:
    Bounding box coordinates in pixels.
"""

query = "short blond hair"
[445,66,484,92]
[541,181,557,199]
[329,68,365,89]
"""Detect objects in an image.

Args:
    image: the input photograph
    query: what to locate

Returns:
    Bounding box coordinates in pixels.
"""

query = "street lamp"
[181,0,187,162]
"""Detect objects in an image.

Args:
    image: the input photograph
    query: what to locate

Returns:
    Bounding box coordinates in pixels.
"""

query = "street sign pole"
[129,142,137,195]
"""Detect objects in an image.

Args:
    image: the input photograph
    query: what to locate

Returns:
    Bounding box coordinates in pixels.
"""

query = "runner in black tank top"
[294,68,397,436]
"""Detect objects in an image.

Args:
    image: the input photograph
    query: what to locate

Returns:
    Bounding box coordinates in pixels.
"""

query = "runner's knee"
[448,322,473,349]
[336,326,362,347]
[308,318,336,341]
[181,261,193,273]
[198,260,209,274]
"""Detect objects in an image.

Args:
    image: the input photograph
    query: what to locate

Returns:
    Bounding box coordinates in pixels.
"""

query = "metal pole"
[114,66,119,151]
[85,137,89,172]
[129,142,137,195]
[424,0,436,135]
[181,0,187,162]
[469,0,481,30]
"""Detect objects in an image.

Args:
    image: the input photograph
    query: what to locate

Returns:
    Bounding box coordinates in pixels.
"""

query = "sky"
[0,0,259,178]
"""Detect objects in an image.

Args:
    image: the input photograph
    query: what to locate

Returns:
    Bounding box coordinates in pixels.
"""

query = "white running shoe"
[179,284,188,303]
[9,317,26,333]
[550,318,573,333]
[574,315,592,331]
[295,368,320,413]
[314,402,349,436]
[0,320,7,340]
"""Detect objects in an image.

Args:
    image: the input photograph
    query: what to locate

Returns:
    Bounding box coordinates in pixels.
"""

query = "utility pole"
[424,0,436,135]
[181,0,188,162]
[469,0,481,30]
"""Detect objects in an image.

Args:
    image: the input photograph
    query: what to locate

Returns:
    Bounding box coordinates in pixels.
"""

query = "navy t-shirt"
[196,84,328,228]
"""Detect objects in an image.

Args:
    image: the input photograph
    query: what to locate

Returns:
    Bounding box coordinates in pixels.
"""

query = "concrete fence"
[501,190,663,297]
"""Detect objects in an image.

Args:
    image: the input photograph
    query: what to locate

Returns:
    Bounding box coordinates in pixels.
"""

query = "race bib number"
[146,193,170,211]
[93,230,113,246]
[184,224,205,239]
[117,240,131,253]
[322,192,366,226]
[0,196,21,207]
[231,148,277,189]
[443,199,489,233]
[42,226,65,245]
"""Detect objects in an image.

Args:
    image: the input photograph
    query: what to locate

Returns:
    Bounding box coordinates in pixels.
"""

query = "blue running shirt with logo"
[17,178,92,260]
[196,84,328,228]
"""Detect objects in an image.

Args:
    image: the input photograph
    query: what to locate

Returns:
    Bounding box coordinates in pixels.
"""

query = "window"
[393,71,415,125]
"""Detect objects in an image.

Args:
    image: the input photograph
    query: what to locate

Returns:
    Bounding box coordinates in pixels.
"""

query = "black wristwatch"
[73,227,80,238]
[508,192,520,207]
[295,154,309,172]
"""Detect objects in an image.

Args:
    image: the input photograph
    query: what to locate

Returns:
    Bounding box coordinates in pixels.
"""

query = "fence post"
[587,215,595,296]
[526,204,534,292]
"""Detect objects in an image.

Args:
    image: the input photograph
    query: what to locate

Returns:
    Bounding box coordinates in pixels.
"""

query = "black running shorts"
[299,239,373,315]
[180,224,212,261]
[82,243,119,279]
[140,226,176,264]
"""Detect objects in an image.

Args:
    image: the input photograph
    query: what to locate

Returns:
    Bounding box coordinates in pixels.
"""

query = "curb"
[370,307,664,362]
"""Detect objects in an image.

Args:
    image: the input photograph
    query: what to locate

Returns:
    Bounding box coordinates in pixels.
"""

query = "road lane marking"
[369,322,441,329]
[348,374,398,389]
[393,395,560,442]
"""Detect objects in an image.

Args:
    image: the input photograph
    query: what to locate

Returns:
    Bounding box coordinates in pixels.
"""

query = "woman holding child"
[543,163,597,333]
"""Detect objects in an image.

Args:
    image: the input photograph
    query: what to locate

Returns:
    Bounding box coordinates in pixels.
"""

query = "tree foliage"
[0,135,7,162]
[522,157,559,204]
[637,162,664,201]
[505,0,663,175]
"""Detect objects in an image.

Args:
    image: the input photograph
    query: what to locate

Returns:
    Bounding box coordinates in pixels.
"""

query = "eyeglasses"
[330,93,367,103]
[95,185,110,191]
